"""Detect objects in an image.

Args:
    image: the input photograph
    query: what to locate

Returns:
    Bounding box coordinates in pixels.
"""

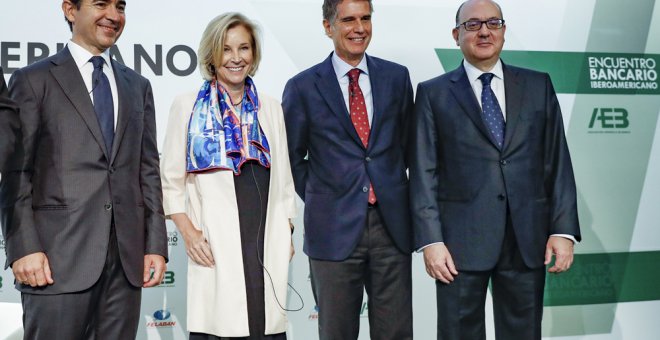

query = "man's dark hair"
[65,0,83,32]
[455,0,504,26]
[322,0,373,22]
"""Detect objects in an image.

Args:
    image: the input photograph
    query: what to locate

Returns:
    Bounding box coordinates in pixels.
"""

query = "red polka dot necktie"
[348,68,377,204]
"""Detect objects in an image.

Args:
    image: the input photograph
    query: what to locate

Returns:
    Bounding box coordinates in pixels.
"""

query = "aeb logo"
[588,108,630,133]
[159,271,175,287]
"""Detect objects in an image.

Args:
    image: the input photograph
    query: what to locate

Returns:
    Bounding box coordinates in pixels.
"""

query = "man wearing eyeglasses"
[410,0,581,339]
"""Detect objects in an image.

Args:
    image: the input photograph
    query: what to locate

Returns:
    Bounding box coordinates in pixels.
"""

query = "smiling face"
[63,0,126,55]
[215,24,254,92]
[324,0,372,66]
[452,0,506,71]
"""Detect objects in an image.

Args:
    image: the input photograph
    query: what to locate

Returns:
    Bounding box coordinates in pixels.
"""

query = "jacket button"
[362,186,369,193]
[500,159,508,166]
[104,204,113,210]
[365,157,371,162]
[497,194,505,201]
[108,166,115,173]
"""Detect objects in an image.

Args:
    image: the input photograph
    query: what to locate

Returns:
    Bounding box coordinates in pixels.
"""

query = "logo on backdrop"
[0,235,5,250]
[588,108,631,134]
[146,309,176,328]
[308,305,319,321]
[307,302,369,320]
[168,231,179,247]
[588,56,657,91]
[434,50,660,95]
[0,41,198,76]
[159,271,176,288]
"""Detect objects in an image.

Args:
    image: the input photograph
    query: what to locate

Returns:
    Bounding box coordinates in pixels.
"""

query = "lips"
[98,23,118,33]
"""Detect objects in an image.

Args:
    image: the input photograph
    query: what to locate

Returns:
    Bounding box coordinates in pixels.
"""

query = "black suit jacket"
[410,61,581,270]
[0,67,20,171]
[283,54,414,261]
[1,47,167,293]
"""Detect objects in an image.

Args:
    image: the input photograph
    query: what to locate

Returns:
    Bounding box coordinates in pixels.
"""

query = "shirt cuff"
[416,241,444,253]
[551,234,578,244]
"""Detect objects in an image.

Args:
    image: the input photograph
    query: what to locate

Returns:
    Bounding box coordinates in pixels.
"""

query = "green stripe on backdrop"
[544,251,660,306]
[435,49,660,95]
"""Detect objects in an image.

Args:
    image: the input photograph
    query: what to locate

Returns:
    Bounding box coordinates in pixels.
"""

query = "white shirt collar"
[67,40,112,70]
[463,59,504,83]
[331,52,369,78]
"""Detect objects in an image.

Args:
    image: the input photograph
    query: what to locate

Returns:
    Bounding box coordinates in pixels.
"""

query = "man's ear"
[323,19,333,38]
[62,0,77,26]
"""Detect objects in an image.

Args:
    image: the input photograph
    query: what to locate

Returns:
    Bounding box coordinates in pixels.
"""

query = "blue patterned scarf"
[186,77,270,174]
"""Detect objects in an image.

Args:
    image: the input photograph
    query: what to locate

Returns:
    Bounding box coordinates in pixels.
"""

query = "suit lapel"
[50,47,109,160]
[315,55,364,147]
[449,65,500,149]
[365,55,382,150]
[502,63,523,151]
[110,60,131,164]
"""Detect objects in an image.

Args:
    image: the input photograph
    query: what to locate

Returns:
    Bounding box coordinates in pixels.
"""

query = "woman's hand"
[289,237,295,262]
[289,220,295,261]
[172,213,215,267]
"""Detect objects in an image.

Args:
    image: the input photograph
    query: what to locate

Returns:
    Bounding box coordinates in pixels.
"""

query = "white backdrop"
[1,1,659,339]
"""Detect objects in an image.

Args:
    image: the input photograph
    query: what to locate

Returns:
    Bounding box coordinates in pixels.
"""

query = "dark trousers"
[435,217,546,340]
[310,207,413,340]
[21,226,141,340]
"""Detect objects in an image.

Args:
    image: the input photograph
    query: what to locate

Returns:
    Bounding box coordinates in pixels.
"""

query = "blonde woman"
[161,12,296,339]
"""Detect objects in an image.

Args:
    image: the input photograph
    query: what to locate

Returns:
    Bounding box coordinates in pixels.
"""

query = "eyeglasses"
[456,19,505,31]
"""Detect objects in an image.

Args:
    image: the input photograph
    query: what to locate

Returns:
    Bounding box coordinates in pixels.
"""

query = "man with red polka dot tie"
[283,1,415,339]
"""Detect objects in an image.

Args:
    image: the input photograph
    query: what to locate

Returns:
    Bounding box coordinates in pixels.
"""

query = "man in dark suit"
[410,0,581,339]
[0,67,20,171]
[1,0,167,338]
[283,0,414,338]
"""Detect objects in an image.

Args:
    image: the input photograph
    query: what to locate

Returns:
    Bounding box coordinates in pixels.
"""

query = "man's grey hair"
[322,0,373,23]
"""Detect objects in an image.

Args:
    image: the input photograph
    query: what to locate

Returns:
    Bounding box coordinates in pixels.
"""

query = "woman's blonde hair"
[198,12,262,81]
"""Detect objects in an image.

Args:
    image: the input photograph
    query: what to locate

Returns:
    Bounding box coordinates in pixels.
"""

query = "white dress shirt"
[463,59,507,121]
[331,52,374,126]
[67,40,118,130]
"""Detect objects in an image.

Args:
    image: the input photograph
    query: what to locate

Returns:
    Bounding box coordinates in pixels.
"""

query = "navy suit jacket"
[1,48,167,293]
[410,61,581,270]
[283,54,414,261]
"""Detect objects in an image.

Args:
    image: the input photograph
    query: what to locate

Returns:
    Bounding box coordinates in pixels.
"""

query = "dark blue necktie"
[479,73,505,148]
[90,56,114,153]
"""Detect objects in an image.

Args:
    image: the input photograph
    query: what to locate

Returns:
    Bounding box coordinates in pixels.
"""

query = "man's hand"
[143,254,167,287]
[545,236,574,273]
[423,243,458,284]
[12,252,54,287]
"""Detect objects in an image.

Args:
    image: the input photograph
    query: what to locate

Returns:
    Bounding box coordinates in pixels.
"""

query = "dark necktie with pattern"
[478,72,505,148]
[347,68,376,205]
[90,56,114,153]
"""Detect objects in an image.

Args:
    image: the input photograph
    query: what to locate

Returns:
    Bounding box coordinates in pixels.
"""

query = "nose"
[105,4,121,22]
[477,22,491,36]
[354,19,365,33]
[229,50,241,63]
